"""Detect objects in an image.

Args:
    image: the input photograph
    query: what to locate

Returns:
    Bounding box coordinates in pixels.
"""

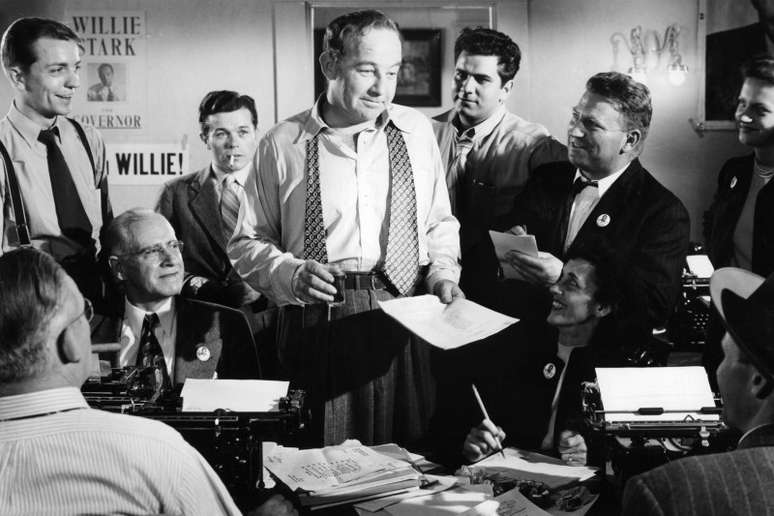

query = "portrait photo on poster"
[86,62,126,102]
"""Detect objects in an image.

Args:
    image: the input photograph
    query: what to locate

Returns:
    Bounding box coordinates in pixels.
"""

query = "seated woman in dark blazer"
[431,243,629,467]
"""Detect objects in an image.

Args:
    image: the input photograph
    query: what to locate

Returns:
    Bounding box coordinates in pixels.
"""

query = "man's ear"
[319,50,339,81]
[108,256,125,282]
[7,66,26,91]
[199,132,209,146]
[57,327,82,365]
[621,129,642,153]
[500,79,514,100]
[751,372,774,400]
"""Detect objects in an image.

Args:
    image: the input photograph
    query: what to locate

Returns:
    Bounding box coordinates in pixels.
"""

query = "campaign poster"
[106,144,189,186]
[67,10,146,131]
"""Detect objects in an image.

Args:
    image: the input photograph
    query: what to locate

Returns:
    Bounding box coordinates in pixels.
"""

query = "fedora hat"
[711,267,774,383]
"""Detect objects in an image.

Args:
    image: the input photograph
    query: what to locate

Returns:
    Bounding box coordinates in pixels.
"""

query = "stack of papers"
[264,443,422,509]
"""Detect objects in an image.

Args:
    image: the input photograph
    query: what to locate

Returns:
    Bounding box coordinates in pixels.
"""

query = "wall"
[527,0,746,240]
[0,0,746,240]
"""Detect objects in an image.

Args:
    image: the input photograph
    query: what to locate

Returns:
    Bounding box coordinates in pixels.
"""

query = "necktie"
[303,135,329,263]
[136,313,171,392]
[564,175,600,251]
[220,175,242,241]
[106,87,114,101]
[447,132,475,216]
[37,127,93,244]
[383,124,419,296]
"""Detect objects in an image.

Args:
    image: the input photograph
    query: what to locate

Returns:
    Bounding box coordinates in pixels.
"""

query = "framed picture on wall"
[698,0,767,131]
[313,28,443,107]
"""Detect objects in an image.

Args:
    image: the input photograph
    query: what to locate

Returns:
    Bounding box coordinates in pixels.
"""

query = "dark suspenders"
[0,118,107,247]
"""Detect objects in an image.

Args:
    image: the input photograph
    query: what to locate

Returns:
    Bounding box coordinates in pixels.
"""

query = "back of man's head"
[198,90,258,136]
[454,27,521,83]
[1,17,80,75]
[586,71,652,143]
[323,9,400,59]
[0,248,64,383]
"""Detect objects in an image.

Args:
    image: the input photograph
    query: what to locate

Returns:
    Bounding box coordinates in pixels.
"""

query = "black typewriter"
[82,367,308,509]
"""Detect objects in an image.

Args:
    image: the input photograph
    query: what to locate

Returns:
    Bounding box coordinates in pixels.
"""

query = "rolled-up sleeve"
[228,136,304,306]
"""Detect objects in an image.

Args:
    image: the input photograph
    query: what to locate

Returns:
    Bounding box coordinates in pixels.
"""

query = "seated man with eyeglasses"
[91,208,260,389]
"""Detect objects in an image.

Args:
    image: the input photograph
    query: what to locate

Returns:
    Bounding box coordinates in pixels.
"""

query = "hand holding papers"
[489,230,538,280]
[378,296,517,350]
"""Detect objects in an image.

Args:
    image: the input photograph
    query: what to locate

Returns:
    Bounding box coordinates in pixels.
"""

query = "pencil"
[471,383,505,458]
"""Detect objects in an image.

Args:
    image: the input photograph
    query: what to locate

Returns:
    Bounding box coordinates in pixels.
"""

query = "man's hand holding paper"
[506,250,563,287]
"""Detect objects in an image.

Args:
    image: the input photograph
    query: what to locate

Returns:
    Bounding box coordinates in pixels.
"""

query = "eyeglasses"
[64,297,93,329]
[115,240,184,262]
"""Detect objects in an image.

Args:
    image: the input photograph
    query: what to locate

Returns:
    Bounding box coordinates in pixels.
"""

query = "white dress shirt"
[564,164,629,250]
[118,296,177,377]
[229,99,460,306]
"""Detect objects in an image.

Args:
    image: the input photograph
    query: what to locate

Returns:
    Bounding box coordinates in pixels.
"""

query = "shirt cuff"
[273,257,307,305]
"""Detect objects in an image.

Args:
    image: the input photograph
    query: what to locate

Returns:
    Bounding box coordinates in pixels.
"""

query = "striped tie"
[447,132,474,216]
[383,124,419,296]
[221,175,242,241]
[303,135,328,263]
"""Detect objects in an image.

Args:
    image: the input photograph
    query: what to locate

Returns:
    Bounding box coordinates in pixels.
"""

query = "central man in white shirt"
[229,10,462,447]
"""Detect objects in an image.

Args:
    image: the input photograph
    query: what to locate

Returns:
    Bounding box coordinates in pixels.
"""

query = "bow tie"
[571,175,599,196]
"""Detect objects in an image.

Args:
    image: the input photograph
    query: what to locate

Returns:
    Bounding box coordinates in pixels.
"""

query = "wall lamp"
[611,23,688,86]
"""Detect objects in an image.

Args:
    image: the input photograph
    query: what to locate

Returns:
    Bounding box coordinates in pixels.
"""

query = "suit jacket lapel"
[173,297,223,385]
[189,166,229,253]
[570,160,641,248]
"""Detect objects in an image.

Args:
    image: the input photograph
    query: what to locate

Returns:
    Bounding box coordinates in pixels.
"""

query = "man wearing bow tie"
[229,10,461,447]
[91,209,259,389]
[499,71,690,350]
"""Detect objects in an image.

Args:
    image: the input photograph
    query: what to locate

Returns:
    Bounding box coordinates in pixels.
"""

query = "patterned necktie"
[383,124,419,296]
[447,132,474,216]
[136,313,171,391]
[106,88,114,101]
[220,175,242,241]
[37,127,93,243]
[303,135,328,263]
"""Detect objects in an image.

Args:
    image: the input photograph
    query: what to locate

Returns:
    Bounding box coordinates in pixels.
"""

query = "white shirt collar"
[211,162,251,187]
[454,105,506,142]
[574,162,629,198]
[123,296,175,338]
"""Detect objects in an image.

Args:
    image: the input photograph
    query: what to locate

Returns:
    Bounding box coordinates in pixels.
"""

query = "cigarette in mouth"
[229,155,235,167]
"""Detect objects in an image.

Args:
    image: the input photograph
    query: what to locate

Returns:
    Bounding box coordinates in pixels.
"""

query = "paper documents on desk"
[595,366,719,423]
[180,379,289,412]
[463,486,551,516]
[469,447,597,490]
[378,295,517,350]
[488,230,539,279]
[264,443,421,509]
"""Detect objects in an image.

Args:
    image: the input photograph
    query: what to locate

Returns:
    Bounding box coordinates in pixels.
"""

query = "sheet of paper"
[595,366,719,423]
[489,231,539,279]
[686,254,714,278]
[378,295,518,350]
[264,444,415,492]
[463,486,551,516]
[384,487,492,516]
[180,379,289,412]
[470,448,596,490]
[355,475,458,512]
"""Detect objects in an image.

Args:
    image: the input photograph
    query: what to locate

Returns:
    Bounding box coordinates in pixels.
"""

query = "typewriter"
[82,366,308,509]
[668,252,714,351]
[582,375,730,483]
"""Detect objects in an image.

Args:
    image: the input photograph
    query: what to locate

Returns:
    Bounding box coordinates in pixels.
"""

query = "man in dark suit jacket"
[157,90,278,375]
[93,208,259,386]
[623,267,774,516]
[499,71,690,348]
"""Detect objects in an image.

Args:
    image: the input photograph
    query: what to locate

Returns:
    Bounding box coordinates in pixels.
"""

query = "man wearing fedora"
[622,266,774,515]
